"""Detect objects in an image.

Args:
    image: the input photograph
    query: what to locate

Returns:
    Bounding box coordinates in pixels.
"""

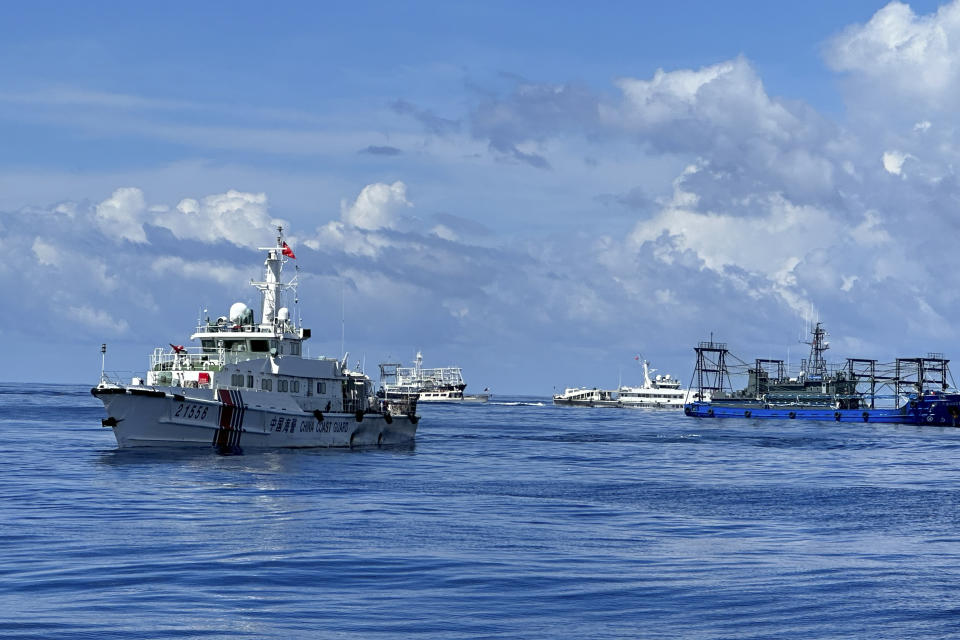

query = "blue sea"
[3,384,960,639]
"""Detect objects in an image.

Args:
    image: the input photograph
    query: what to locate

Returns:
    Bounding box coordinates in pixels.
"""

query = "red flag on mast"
[282,241,296,259]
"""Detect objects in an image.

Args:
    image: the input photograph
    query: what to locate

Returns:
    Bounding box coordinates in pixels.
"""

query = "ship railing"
[396,366,465,387]
[193,321,298,335]
[150,346,226,372]
[382,396,418,417]
[98,370,139,386]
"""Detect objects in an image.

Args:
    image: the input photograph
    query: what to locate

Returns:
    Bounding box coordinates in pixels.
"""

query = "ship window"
[278,379,288,392]
[292,380,300,393]
[291,343,301,356]
[247,375,254,388]
[231,373,244,386]
[223,340,246,352]
[262,378,273,391]
[317,381,327,394]
[250,339,270,352]
[201,339,216,354]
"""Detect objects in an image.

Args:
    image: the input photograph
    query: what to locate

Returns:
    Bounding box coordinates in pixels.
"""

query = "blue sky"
[3,1,959,393]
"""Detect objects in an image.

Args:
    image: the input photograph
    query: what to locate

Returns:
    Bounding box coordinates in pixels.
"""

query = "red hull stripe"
[214,389,245,448]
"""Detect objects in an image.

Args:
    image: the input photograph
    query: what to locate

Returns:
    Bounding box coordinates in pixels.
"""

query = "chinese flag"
[282,241,296,259]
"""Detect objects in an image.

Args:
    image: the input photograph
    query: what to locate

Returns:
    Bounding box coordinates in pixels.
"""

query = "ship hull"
[684,402,913,423]
[553,398,684,409]
[93,387,418,449]
[553,398,621,408]
[418,398,489,404]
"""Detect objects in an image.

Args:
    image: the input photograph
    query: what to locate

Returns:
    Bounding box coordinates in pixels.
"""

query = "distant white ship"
[552,387,619,407]
[379,352,490,403]
[553,359,687,409]
[616,360,687,409]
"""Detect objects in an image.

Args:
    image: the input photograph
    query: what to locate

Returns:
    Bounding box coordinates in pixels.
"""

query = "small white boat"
[92,227,418,449]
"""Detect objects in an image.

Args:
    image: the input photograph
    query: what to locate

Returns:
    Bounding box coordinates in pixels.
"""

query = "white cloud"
[91,187,283,248]
[629,169,840,278]
[851,211,892,246]
[95,187,147,243]
[340,181,411,230]
[151,256,254,287]
[827,1,960,109]
[68,305,129,334]
[157,190,280,248]
[613,57,800,145]
[32,238,59,266]
[882,150,912,175]
[307,181,416,256]
[430,224,458,241]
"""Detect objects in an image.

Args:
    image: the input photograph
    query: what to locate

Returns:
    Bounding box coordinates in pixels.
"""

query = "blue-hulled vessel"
[684,323,960,425]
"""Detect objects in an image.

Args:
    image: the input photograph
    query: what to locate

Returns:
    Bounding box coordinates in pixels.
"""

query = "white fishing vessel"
[553,360,688,409]
[379,352,489,403]
[92,227,418,449]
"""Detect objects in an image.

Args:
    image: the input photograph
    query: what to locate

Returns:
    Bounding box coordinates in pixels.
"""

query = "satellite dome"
[277,307,290,321]
[229,302,248,323]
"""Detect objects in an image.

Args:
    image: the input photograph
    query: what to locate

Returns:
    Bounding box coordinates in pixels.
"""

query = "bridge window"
[250,339,270,352]
[223,340,246,352]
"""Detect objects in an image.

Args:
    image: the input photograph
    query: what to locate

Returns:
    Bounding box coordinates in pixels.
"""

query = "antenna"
[294,264,301,328]
[100,343,107,384]
[340,278,345,358]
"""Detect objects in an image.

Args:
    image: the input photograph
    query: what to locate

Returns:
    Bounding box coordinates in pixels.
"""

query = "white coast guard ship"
[92,228,418,449]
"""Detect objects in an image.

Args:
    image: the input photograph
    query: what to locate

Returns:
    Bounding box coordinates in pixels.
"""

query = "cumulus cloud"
[90,187,282,248]
[826,1,960,108]
[157,189,280,247]
[95,187,147,243]
[340,181,412,230]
